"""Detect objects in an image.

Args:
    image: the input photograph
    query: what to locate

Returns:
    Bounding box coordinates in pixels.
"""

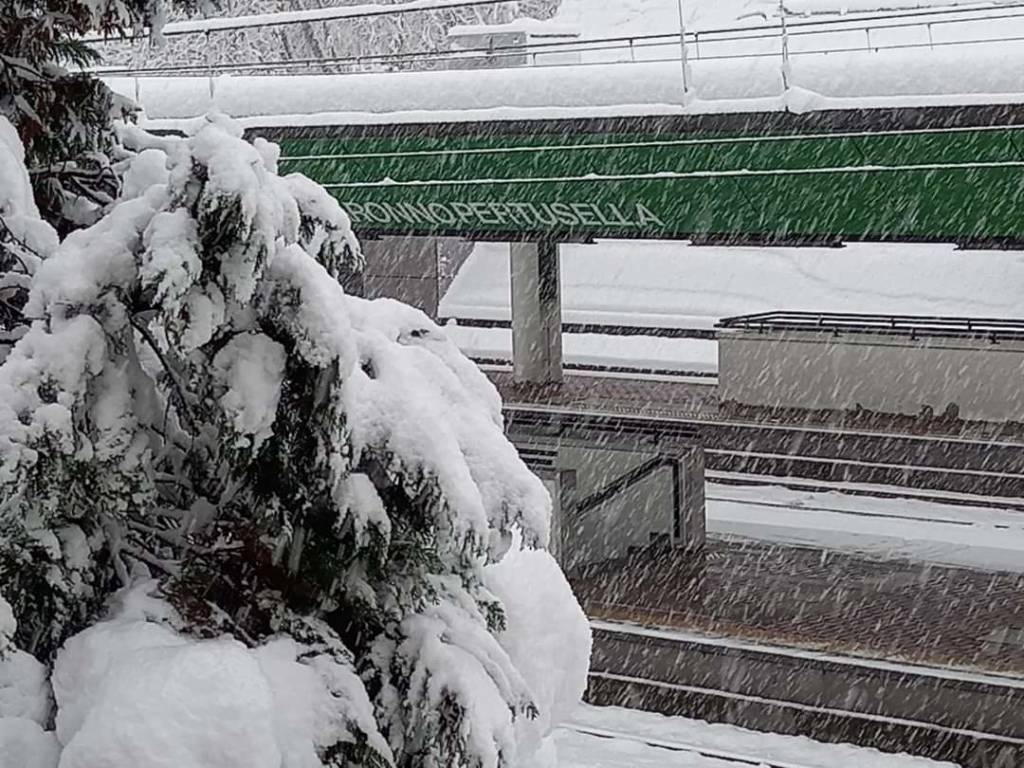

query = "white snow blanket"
[105,0,1024,126]
[0,114,592,768]
[0,555,590,768]
[441,240,1024,331]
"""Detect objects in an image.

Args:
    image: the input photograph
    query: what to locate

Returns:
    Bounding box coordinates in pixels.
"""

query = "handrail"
[94,27,1024,78]
[92,1,1024,79]
[503,405,701,444]
[93,0,1024,41]
[716,311,1024,339]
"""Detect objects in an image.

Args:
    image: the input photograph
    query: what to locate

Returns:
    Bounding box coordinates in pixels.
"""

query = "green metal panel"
[271,114,1024,242]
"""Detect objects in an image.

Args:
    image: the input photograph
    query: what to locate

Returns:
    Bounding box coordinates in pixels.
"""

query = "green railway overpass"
[254,104,1024,384]
[264,104,1024,245]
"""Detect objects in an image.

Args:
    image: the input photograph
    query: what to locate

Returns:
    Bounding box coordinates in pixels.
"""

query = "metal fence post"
[676,0,691,97]
[779,0,791,92]
[205,30,214,99]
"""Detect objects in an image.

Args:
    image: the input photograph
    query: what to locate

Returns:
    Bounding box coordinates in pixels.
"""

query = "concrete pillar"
[510,241,563,384]
[672,446,706,553]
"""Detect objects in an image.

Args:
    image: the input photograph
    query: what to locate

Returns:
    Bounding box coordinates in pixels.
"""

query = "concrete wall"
[559,445,673,572]
[520,441,705,573]
[719,330,1024,423]
[361,236,441,317]
[361,236,473,319]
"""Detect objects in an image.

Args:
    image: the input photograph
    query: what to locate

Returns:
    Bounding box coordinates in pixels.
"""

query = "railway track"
[499,384,1024,498]
[587,622,1024,768]
[563,724,826,768]
[708,470,1024,512]
[703,421,1024,498]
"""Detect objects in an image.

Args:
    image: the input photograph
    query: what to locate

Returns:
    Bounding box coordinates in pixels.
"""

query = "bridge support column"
[510,241,563,385]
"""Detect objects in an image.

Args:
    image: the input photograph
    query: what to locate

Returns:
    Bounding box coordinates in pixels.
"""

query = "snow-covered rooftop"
[102,0,1024,126]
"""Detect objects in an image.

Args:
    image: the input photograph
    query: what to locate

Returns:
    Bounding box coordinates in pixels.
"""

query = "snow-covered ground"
[557,703,956,767]
[442,241,1024,331]
[439,239,1024,375]
[448,326,719,377]
[706,480,1024,573]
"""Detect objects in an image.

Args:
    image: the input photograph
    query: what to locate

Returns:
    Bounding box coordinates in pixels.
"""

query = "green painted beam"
[268,111,1024,243]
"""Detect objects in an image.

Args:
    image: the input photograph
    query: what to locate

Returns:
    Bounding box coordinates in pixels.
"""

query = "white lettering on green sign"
[342,201,666,230]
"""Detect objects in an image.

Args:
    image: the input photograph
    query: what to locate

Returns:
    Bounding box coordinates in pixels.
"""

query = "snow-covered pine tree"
[0,0,206,232]
[1,0,203,371]
[0,113,556,767]
[0,118,59,364]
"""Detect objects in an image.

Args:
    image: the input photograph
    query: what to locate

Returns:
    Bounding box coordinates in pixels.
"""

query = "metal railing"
[716,311,1024,341]
[93,0,1024,81]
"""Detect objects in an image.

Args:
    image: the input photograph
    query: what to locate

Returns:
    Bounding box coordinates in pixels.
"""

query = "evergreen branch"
[127,517,241,557]
[153,506,189,520]
[0,215,44,271]
[154,472,193,491]
[122,543,179,575]
[0,296,31,321]
[112,548,131,587]
[28,162,118,182]
[127,518,189,548]
[66,172,114,207]
[0,54,45,82]
[130,314,198,434]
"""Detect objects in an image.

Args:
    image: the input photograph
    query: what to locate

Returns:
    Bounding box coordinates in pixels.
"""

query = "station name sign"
[341,200,667,230]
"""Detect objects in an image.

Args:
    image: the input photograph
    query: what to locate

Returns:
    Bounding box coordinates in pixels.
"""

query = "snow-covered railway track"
[587,624,1024,768]
[563,724,823,768]
[707,470,1024,512]
[501,397,1024,499]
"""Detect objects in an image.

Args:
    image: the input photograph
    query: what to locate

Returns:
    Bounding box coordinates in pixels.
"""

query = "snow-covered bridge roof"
[106,2,1024,127]
[112,44,1024,129]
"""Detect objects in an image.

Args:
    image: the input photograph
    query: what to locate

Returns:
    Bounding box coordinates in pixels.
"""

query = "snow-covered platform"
[578,537,1024,766]
[558,703,955,767]
[499,382,1024,764]
[577,538,1024,675]
[441,240,1024,339]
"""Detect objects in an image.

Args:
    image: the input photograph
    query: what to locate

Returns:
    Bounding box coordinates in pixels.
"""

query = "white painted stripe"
[280,123,1024,163]
[322,159,1024,188]
[589,622,1024,691]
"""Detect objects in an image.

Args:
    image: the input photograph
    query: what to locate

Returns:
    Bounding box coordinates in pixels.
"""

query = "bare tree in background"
[99,0,564,74]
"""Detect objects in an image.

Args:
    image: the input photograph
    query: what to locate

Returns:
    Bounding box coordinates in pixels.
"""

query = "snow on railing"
[717,311,1024,341]
[94,0,1024,80]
